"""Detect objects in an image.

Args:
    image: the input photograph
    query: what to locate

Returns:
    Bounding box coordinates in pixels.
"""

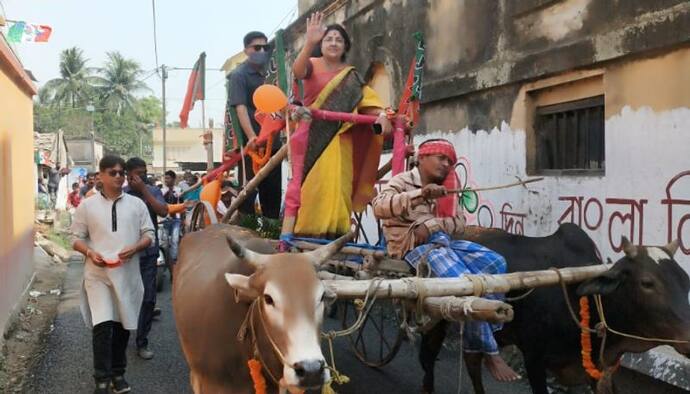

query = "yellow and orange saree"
[283,66,384,239]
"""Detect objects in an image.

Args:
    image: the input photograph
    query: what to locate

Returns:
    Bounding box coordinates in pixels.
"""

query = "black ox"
[419,223,690,394]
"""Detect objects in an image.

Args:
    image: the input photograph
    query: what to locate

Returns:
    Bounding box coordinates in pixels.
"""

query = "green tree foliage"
[136,96,163,126]
[41,47,96,108]
[34,48,162,160]
[95,52,150,115]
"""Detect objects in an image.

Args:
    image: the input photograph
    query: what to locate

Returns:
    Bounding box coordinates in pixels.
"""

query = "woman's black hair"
[312,24,351,62]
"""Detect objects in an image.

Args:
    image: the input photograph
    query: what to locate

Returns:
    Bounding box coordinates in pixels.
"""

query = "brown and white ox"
[173,224,347,393]
[420,223,690,394]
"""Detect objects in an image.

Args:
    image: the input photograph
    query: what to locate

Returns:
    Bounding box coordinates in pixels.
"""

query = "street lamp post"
[161,65,168,173]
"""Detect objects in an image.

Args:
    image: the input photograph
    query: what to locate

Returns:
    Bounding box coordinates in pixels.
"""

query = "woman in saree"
[282,12,391,241]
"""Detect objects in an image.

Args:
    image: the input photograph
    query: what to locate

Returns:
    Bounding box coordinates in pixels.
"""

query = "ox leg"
[463,352,485,394]
[524,353,548,394]
[419,320,448,393]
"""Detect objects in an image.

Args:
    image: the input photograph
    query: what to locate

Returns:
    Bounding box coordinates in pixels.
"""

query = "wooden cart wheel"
[188,201,218,233]
[340,298,405,368]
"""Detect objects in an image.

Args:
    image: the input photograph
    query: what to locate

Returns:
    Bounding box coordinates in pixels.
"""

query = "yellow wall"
[0,66,35,242]
[0,53,36,337]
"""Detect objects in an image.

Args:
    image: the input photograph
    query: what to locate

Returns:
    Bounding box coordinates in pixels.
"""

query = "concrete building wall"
[283,0,690,130]
[152,128,224,172]
[0,36,37,337]
[65,139,104,171]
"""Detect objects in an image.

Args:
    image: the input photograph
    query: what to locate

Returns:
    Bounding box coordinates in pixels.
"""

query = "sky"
[1,0,298,129]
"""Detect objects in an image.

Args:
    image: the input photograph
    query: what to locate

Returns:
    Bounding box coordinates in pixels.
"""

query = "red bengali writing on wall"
[557,170,690,254]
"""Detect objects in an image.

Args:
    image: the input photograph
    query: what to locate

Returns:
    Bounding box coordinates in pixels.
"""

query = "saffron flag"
[179,52,206,129]
[6,21,52,43]
[392,32,425,175]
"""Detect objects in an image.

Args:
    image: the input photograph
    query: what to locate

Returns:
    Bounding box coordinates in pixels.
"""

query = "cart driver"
[371,138,520,382]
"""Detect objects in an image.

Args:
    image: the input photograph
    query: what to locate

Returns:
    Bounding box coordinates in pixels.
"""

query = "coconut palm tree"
[96,51,149,115]
[42,47,95,108]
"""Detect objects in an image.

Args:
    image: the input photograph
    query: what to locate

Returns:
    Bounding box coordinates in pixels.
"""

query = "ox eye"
[264,294,275,306]
[640,279,655,290]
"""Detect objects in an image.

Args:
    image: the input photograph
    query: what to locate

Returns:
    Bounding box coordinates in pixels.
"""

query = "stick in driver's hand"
[447,177,544,194]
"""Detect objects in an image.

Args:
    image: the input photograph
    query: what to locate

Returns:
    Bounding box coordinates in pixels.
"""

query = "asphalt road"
[27,260,531,394]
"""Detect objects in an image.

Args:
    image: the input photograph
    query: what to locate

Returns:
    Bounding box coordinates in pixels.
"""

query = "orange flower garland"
[579,296,603,380]
[248,358,267,394]
[246,132,274,174]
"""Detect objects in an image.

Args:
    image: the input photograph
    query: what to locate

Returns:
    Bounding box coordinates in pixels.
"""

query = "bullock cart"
[180,100,611,370]
[186,202,609,369]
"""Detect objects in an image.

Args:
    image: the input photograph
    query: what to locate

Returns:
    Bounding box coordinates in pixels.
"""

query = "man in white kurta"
[71,155,154,394]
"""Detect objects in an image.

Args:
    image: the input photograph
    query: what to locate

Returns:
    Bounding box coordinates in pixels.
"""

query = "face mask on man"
[248,51,271,68]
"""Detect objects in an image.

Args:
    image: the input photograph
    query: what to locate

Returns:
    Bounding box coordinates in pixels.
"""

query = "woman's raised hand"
[306,12,327,46]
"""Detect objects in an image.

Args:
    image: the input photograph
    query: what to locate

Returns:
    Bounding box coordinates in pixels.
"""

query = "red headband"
[418,141,457,165]
[418,140,458,218]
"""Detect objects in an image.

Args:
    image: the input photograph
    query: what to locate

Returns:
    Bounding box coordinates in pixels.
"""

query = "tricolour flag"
[6,21,52,43]
[179,52,206,129]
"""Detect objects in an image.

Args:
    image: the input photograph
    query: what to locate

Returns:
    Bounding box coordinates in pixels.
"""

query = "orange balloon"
[253,84,288,113]
[200,180,221,225]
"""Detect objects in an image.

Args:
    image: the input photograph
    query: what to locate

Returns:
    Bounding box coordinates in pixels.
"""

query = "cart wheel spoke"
[343,299,405,368]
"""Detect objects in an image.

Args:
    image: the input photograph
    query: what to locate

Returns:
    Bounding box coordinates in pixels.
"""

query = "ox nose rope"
[320,278,385,390]
[554,267,690,344]
[592,294,690,344]
[241,278,388,394]
[553,267,690,382]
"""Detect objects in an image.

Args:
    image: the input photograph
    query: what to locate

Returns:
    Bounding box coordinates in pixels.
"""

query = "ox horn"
[621,236,637,258]
[307,231,355,266]
[225,234,270,268]
[664,239,680,257]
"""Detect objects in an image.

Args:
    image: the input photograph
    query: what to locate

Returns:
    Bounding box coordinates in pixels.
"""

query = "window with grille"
[534,95,605,174]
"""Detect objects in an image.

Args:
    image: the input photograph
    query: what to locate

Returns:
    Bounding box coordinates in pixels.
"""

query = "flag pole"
[203,99,213,170]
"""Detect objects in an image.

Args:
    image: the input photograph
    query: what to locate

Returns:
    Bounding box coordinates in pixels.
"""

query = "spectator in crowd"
[161,170,182,267]
[80,172,96,197]
[215,180,238,219]
[124,157,167,361]
[48,165,61,201]
[67,182,81,209]
[38,177,49,195]
[178,170,193,192]
[85,174,103,198]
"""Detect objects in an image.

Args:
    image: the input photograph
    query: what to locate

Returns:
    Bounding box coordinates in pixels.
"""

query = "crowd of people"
[68,14,517,394]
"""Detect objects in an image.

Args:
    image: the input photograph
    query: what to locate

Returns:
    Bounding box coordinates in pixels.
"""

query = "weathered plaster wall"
[605,49,690,117]
[286,0,690,132]
[360,50,690,268]
[420,105,690,264]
